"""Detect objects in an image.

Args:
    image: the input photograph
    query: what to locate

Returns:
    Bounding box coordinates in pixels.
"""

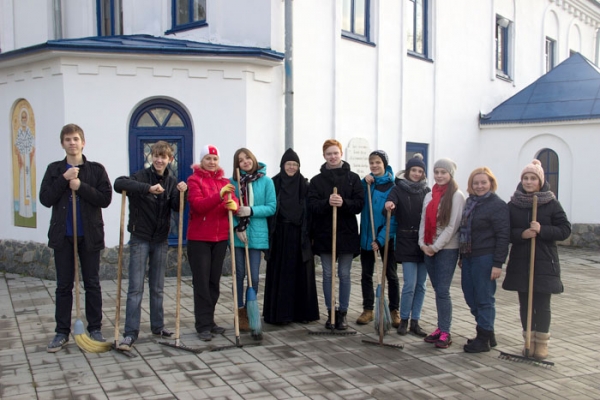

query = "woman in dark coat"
[459,167,509,353]
[308,139,364,330]
[385,154,430,336]
[263,149,319,324]
[502,160,571,360]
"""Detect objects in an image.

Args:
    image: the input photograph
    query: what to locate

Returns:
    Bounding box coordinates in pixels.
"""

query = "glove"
[224,199,238,212]
[220,183,235,199]
[236,230,248,244]
[237,206,252,217]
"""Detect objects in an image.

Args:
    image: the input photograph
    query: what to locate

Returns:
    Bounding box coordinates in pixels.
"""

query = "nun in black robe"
[263,148,320,324]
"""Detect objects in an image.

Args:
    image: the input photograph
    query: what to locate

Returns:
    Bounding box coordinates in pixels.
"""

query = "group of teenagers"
[41,124,570,362]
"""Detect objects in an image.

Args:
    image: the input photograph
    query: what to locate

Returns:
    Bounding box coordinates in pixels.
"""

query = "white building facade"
[0,0,599,272]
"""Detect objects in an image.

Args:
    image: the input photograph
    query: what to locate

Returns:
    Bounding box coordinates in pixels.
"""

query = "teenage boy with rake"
[114,141,187,351]
[40,123,113,352]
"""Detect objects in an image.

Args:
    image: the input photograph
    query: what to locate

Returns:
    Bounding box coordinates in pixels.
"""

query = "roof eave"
[480,116,600,128]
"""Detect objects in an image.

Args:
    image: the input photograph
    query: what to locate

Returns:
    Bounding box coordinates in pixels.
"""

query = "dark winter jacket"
[502,184,571,294]
[186,165,239,243]
[360,165,397,250]
[308,161,364,256]
[114,166,183,243]
[459,192,510,268]
[39,155,112,251]
[386,173,430,262]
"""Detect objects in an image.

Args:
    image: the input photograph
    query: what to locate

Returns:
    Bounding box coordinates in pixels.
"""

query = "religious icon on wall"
[12,99,36,228]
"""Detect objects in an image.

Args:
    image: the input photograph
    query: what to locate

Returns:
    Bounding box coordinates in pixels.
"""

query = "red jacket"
[186,165,238,242]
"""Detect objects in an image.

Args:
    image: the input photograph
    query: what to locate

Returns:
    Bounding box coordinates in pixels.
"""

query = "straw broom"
[71,189,112,353]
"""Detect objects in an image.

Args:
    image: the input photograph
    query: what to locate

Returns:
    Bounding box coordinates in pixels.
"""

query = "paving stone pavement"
[1,247,599,399]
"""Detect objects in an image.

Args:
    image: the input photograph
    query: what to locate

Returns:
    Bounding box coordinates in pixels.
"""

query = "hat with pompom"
[406,153,426,172]
[521,159,545,186]
[200,144,219,160]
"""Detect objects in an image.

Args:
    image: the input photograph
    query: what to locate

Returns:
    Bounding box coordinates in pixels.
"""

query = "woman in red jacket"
[187,145,239,341]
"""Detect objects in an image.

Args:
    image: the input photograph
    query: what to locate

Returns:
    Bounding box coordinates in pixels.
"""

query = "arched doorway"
[129,99,193,245]
[537,148,559,198]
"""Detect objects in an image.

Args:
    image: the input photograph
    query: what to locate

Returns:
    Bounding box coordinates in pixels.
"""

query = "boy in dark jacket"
[40,124,112,353]
[113,141,187,351]
[308,139,364,330]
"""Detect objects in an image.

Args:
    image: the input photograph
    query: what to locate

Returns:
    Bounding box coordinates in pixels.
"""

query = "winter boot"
[463,327,491,353]
[409,319,427,337]
[335,310,348,330]
[356,309,374,325]
[534,332,550,360]
[397,319,409,335]
[391,310,401,328]
[325,310,333,330]
[467,326,497,348]
[522,330,536,357]
[238,308,250,332]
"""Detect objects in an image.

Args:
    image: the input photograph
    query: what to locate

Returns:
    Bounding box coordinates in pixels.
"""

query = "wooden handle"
[114,191,126,344]
[330,187,338,325]
[174,193,184,340]
[525,195,538,355]
[228,192,240,339]
[72,189,81,320]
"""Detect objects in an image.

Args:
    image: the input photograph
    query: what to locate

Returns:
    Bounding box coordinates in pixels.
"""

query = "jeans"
[359,240,399,311]
[425,248,458,333]
[124,236,168,339]
[400,261,428,320]
[53,236,102,335]
[461,254,496,331]
[188,240,227,332]
[518,291,552,333]
[235,247,262,309]
[320,253,353,312]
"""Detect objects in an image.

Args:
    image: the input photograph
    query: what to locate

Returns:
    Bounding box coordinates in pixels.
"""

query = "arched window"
[537,148,559,198]
[129,99,193,245]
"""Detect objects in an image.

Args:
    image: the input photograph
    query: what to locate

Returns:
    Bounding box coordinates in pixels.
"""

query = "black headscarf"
[276,148,305,225]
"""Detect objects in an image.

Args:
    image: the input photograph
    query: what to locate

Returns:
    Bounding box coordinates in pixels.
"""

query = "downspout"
[284,0,294,149]
[53,0,63,39]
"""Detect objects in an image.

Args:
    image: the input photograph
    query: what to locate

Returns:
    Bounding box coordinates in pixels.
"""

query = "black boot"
[409,319,427,337]
[397,319,409,335]
[467,326,497,347]
[325,310,333,330]
[335,310,348,330]
[464,327,491,353]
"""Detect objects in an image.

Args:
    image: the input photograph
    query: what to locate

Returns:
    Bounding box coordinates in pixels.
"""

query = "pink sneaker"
[435,332,452,348]
[424,328,441,343]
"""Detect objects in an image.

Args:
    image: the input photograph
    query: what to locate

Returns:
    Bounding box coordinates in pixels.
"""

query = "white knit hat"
[200,144,219,160]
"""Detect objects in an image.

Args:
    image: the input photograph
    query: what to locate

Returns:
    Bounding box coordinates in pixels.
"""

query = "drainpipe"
[53,0,63,39]
[284,0,294,149]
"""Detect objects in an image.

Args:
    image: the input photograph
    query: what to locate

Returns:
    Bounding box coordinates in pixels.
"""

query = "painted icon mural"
[12,99,36,227]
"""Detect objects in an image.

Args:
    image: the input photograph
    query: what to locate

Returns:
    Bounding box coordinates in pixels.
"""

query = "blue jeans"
[235,247,262,308]
[461,254,496,331]
[124,235,168,339]
[425,249,458,333]
[400,261,427,320]
[320,253,353,312]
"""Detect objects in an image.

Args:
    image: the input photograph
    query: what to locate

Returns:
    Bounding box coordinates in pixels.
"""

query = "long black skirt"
[263,221,320,324]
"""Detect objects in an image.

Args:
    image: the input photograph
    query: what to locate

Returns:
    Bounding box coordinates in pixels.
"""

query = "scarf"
[510,182,556,209]
[236,171,264,232]
[424,183,447,245]
[398,175,428,194]
[459,192,492,254]
[277,170,306,226]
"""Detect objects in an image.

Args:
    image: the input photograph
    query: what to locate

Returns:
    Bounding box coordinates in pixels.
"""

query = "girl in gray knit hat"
[418,158,465,348]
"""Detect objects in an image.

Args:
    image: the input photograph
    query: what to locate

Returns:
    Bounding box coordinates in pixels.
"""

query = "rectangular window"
[496,16,511,78]
[342,0,370,43]
[172,0,207,31]
[545,37,556,72]
[406,0,428,58]
[97,0,122,36]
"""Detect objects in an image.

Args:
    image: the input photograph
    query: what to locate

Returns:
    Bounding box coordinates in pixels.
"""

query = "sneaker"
[211,326,226,335]
[152,328,174,338]
[47,334,69,353]
[89,330,106,342]
[118,336,135,351]
[424,328,442,343]
[435,332,452,349]
[197,331,212,341]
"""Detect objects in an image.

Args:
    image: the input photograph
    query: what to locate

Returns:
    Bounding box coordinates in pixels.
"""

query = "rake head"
[361,339,404,349]
[498,351,554,367]
[158,339,205,354]
[308,329,357,336]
